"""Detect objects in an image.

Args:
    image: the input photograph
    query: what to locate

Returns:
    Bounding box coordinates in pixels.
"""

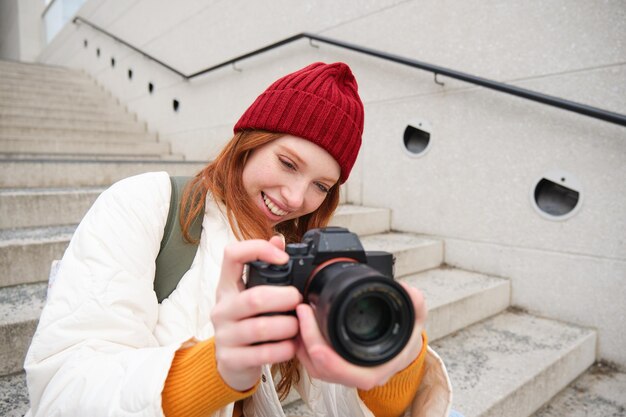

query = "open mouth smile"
[262,192,289,217]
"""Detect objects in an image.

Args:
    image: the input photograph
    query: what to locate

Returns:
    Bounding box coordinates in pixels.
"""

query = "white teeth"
[262,193,288,216]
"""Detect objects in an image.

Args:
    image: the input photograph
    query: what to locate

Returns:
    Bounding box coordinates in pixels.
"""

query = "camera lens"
[305,262,414,366]
[345,295,391,342]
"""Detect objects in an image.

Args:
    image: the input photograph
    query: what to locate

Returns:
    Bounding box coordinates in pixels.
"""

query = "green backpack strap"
[154,176,203,303]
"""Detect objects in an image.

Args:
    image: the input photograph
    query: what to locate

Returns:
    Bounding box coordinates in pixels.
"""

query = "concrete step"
[532,362,626,417]
[0,98,125,115]
[0,114,146,132]
[0,226,75,287]
[360,232,443,277]
[0,187,104,229]
[0,63,89,85]
[0,59,74,75]
[403,267,510,342]
[329,204,391,236]
[0,72,96,91]
[1,191,378,233]
[0,90,120,109]
[0,63,77,82]
[0,77,102,94]
[433,310,596,417]
[0,153,184,161]
[0,127,158,143]
[0,282,48,376]
[0,80,105,97]
[0,86,113,103]
[0,119,147,135]
[0,137,171,158]
[0,159,206,188]
[0,372,29,417]
[0,103,136,121]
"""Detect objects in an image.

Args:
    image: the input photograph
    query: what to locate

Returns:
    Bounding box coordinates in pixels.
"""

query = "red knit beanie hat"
[234,62,364,183]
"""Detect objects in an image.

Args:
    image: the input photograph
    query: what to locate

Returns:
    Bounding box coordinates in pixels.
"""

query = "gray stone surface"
[361,233,443,277]
[533,363,626,417]
[432,311,596,417]
[0,103,135,120]
[0,225,74,286]
[329,204,391,236]
[0,283,47,375]
[403,267,510,341]
[0,126,157,142]
[0,159,206,188]
[0,188,102,228]
[0,140,174,160]
[0,372,29,417]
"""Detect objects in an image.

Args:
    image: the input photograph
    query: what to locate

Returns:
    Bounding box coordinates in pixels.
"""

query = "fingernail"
[273,233,286,246]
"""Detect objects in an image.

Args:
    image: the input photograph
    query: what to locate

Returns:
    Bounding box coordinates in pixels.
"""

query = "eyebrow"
[278,144,339,184]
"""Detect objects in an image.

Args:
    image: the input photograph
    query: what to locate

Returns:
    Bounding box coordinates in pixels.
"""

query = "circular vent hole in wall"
[531,171,582,221]
[402,122,431,157]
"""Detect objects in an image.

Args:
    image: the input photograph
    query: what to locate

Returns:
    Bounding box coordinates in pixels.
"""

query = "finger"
[216,314,299,346]
[269,234,286,251]
[295,335,321,379]
[218,240,289,290]
[216,285,301,321]
[296,304,396,390]
[398,282,428,326]
[295,304,331,358]
[296,304,359,376]
[216,339,298,369]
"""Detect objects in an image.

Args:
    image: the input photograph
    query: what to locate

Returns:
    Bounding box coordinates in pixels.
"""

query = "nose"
[281,180,307,210]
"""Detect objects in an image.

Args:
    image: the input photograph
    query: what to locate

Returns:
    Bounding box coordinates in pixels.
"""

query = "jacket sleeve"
[24,172,179,417]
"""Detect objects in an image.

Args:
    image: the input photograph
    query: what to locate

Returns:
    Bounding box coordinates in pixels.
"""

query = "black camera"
[246,227,414,366]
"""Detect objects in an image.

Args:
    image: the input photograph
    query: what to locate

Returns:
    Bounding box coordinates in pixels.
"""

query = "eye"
[315,182,331,193]
[279,157,296,171]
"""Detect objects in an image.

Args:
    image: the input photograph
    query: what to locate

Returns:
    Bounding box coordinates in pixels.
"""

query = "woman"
[25,62,453,417]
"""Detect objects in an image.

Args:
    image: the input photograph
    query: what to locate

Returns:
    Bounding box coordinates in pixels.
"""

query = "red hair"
[180,130,341,398]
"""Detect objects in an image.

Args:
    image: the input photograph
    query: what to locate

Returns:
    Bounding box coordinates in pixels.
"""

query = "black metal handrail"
[73,16,626,127]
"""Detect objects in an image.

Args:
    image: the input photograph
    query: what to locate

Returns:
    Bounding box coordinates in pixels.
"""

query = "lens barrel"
[306,262,414,366]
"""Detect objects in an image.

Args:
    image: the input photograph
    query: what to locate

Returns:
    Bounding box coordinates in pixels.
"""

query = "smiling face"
[242,135,341,226]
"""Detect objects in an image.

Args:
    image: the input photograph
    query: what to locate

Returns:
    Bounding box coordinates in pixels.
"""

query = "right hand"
[210,236,302,391]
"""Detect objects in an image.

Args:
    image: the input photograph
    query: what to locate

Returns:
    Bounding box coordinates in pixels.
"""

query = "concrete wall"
[0,0,21,60]
[36,0,626,367]
[0,0,44,62]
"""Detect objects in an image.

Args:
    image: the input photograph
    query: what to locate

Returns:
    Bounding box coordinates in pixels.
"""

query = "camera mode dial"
[248,261,291,284]
[286,242,309,256]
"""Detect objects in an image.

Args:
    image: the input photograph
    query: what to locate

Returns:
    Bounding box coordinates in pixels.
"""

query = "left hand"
[295,282,427,391]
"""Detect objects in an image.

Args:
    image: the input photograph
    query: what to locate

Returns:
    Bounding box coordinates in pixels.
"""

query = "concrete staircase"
[0,60,606,416]
[0,59,205,416]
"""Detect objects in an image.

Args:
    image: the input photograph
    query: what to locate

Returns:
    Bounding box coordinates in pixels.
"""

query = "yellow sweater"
[162,332,428,417]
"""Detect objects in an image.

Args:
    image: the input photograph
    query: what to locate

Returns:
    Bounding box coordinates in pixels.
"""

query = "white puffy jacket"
[24,172,452,417]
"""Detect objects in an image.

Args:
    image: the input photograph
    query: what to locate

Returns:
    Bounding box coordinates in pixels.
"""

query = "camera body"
[246,227,414,366]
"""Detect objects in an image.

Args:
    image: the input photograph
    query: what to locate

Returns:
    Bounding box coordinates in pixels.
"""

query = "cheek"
[242,165,271,195]
[303,191,328,214]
